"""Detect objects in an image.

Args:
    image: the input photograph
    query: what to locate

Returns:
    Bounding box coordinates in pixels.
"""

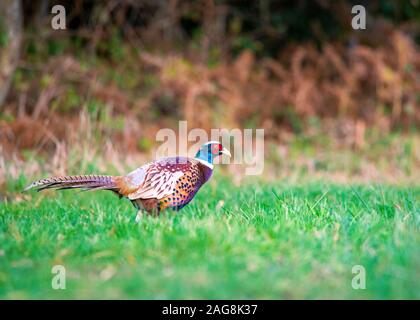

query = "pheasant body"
[123,156,213,213]
[24,142,230,219]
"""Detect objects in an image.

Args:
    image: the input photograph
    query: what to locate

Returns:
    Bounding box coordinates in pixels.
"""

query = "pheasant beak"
[220,147,231,157]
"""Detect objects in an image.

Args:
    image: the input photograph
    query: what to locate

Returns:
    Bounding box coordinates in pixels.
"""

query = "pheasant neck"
[194,157,214,170]
[194,149,214,170]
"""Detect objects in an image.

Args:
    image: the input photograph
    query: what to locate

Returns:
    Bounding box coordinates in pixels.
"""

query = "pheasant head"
[194,141,232,169]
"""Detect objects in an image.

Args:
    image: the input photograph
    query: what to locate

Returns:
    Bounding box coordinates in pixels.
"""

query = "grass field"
[0,175,419,299]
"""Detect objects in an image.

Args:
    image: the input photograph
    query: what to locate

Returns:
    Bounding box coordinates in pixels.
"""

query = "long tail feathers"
[23,175,120,193]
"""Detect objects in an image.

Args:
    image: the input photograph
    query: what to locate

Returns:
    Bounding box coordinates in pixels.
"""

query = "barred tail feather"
[23,175,119,192]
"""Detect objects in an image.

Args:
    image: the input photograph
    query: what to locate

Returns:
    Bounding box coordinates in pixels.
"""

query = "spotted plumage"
[24,141,231,221]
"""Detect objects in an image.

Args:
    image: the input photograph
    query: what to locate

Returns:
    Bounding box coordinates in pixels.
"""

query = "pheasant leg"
[135,210,143,223]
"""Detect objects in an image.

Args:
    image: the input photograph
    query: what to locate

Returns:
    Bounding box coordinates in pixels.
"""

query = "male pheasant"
[24,141,231,221]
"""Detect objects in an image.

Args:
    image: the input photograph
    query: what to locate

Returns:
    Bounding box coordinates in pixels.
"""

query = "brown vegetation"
[0,1,419,187]
[1,28,419,156]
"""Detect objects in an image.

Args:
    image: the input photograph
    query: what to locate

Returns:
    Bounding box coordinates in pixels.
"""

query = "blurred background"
[0,0,419,185]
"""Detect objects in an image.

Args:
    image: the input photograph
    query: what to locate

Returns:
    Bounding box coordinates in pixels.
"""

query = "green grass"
[0,177,419,299]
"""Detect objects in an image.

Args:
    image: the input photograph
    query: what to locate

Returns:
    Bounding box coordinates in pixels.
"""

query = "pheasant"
[24,141,231,221]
